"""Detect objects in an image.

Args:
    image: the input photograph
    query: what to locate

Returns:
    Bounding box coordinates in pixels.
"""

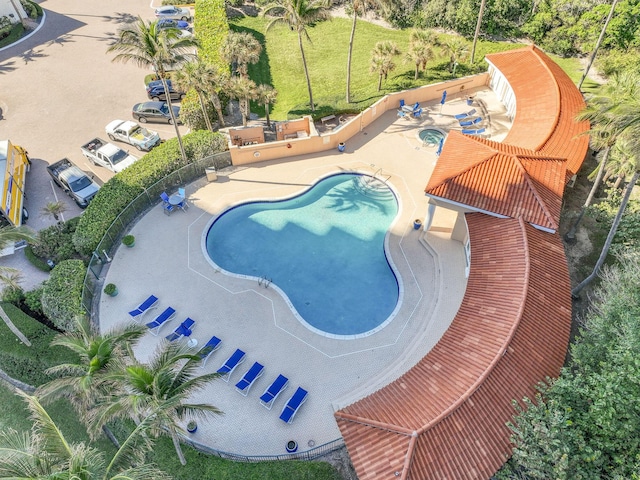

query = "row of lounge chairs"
[127,295,309,424]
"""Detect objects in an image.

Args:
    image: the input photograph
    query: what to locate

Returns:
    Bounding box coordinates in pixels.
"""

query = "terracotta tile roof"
[425,131,566,231]
[335,214,572,479]
[485,45,590,179]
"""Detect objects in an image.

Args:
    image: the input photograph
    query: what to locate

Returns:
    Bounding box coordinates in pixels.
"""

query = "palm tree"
[441,37,469,73]
[370,40,400,91]
[470,0,487,64]
[345,0,389,103]
[0,390,171,480]
[257,84,278,128]
[405,30,435,80]
[173,59,217,132]
[578,0,619,90]
[229,76,259,127]
[564,72,639,243]
[206,69,230,128]
[572,146,639,297]
[37,316,146,417]
[41,201,67,223]
[107,18,198,163]
[89,342,222,466]
[263,0,331,112]
[222,31,263,78]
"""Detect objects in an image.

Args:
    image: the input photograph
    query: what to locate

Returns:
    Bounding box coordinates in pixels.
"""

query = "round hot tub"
[417,128,446,146]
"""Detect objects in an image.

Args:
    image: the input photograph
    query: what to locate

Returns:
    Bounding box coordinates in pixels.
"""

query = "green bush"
[194,0,229,67]
[24,286,44,316]
[72,131,228,256]
[32,217,81,264]
[0,303,75,386]
[24,244,52,272]
[40,260,86,332]
[2,286,24,305]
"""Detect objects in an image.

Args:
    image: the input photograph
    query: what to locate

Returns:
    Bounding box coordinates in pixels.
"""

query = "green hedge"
[72,130,227,256]
[41,260,86,332]
[194,0,229,67]
[0,303,75,386]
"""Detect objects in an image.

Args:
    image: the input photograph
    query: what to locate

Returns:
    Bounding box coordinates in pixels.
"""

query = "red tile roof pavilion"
[335,45,589,479]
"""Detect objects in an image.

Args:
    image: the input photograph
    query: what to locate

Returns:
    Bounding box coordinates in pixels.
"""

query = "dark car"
[157,18,190,30]
[132,102,181,124]
[146,81,186,102]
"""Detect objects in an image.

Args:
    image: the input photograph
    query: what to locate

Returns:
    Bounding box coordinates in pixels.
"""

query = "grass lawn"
[231,14,526,119]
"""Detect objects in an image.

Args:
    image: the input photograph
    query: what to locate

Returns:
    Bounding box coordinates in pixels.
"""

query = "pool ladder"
[258,275,272,288]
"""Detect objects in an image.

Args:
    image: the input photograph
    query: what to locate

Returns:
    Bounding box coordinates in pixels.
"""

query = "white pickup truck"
[105,120,161,152]
[80,138,139,173]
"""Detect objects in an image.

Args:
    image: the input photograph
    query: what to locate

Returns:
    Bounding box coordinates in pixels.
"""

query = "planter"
[413,219,422,230]
[286,440,298,453]
[122,235,135,248]
[338,142,345,152]
[187,421,197,433]
[466,97,474,106]
[104,284,118,297]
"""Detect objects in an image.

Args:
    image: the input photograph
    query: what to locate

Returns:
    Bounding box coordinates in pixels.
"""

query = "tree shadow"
[19,48,47,64]
[103,12,137,24]
[0,60,17,75]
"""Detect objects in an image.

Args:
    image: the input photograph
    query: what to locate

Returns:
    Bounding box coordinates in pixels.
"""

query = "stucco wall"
[230,74,490,166]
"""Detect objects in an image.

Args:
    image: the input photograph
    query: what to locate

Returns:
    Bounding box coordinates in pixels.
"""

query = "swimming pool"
[418,128,446,145]
[205,173,400,338]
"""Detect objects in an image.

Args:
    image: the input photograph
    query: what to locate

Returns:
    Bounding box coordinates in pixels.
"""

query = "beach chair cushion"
[217,349,246,382]
[145,307,176,336]
[128,295,158,322]
[260,374,289,410]
[198,336,222,367]
[235,362,265,395]
[279,387,309,424]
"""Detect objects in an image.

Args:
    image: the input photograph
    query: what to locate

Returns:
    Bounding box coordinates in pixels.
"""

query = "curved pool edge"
[200,170,405,340]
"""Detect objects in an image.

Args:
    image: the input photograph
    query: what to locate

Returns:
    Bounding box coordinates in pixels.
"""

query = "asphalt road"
[0,0,188,232]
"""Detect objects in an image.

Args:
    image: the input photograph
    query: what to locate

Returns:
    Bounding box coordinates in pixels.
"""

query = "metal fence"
[81,151,231,314]
[181,436,344,462]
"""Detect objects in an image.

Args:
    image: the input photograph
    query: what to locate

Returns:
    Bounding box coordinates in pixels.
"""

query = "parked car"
[132,101,181,124]
[47,158,100,207]
[154,5,191,21]
[157,18,190,30]
[146,82,186,102]
[105,120,161,151]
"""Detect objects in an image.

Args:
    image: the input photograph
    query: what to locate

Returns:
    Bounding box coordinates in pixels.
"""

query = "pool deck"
[99,87,511,457]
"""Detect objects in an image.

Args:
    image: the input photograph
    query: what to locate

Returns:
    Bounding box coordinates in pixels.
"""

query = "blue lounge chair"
[454,108,477,120]
[128,295,158,323]
[279,387,309,424]
[216,348,246,382]
[235,361,264,396]
[260,374,289,410]
[145,307,176,336]
[459,116,482,127]
[165,317,195,342]
[197,335,222,368]
[462,127,486,135]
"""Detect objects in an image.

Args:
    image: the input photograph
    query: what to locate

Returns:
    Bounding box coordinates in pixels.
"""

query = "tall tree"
[0,390,170,480]
[207,69,230,128]
[173,59,217,132]
[222,31,263,78]
[565,72,639,243]
[370,40,400,91]
[470,0,487,64]
[36,316,146,417]
[89,342,222,466]
[257,84,278,127]
[229,76,259,127]
[263,0,331,112]
[107,18,198,163]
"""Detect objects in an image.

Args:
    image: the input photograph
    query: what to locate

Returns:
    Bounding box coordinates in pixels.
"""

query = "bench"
[320,114,336,125]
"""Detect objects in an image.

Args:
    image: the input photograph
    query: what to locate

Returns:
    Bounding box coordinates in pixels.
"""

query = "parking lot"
[0,0,188,232]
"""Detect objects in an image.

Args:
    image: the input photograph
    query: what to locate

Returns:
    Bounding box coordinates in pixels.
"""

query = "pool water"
[418,128,446,145]
[205,173,400,338]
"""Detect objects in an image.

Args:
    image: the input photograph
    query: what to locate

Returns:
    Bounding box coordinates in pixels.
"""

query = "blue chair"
[197,335,222,368]
[413,108,423,119]
[454,108,477,120]
[279,387,308,424]
[397,110,406,119]
[177,187,189,211]
[160,192,170,204]
[235,361,265,396]
[216,349,246,382]
[145,307,176,336]
[165,318,195,342]
[399,99,405,108]
[412,102,420,111]
[260,374,289,410]
[128,295,159,323]
[160,192,175,215]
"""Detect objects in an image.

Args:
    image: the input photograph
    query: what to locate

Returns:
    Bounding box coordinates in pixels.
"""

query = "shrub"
[2,286,24,305]
[32,217,81,263]
[73,131,228,256]
[122,235,135,247]
[103,283,117,296]
[23,286,44,316]
[24,244,52,271]
[0,303,75,386]
[40,260,86,332]
[194,0,229,67]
